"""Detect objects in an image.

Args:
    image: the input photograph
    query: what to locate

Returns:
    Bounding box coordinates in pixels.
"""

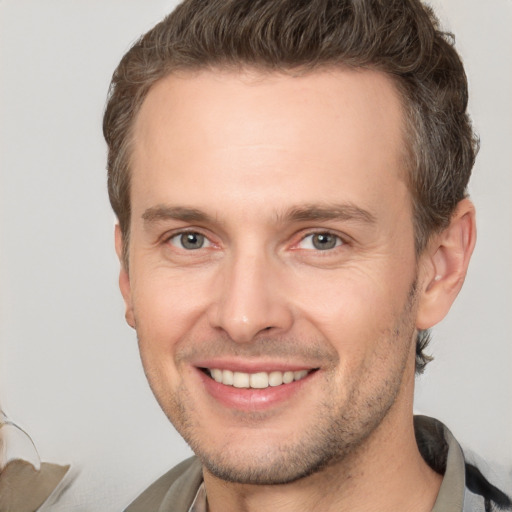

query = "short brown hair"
[103,0,478,372]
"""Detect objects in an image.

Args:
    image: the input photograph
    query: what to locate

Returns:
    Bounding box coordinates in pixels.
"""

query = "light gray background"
[1,1,510,510]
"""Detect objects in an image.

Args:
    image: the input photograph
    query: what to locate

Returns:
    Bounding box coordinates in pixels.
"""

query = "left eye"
[168,232,212,250]
[298,233,343,251]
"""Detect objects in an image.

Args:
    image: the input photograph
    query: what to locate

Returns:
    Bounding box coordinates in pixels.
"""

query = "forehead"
[130,67,408,224]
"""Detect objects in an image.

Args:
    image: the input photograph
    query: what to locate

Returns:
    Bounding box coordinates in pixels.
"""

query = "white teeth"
[268,371,283,387]
[250,372,269,389]
[211,368,223,383]
[222,369,234,385]
[282,371,294,384]
[233,372,250,388]
[208,368,311,389]
[294,370,308,381]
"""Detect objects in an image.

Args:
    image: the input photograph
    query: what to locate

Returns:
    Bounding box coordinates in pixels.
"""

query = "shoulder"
[124,456,203,512]
[414,415,512,512]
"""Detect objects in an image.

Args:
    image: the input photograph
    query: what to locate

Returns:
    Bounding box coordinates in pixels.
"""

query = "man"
[103,0,511,510]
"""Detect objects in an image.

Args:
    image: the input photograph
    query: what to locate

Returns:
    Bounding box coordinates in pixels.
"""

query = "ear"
[115,224,136,329]
[416,199,476,330]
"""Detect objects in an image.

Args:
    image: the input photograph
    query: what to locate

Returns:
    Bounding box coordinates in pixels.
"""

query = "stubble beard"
[142,281,418,486]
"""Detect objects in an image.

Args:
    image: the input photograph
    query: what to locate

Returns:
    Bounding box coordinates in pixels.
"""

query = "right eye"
[296,232,344,251]
[168,232,212,250]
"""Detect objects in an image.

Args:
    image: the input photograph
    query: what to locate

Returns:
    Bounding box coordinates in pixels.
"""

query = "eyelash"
[166,230,213,250]
[164,229,346,253]
[295,232,345,251]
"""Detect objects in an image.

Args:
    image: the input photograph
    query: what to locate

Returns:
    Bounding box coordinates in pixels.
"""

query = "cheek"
[132,268,211,333]
[290,264,415,362]
[129,271,211,388]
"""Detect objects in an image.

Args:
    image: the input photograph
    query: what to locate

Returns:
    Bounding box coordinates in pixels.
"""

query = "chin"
[199,447,338,485]
[184,415,373,486]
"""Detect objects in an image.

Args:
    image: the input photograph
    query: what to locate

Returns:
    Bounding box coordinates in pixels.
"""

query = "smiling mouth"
[202,368,317,389]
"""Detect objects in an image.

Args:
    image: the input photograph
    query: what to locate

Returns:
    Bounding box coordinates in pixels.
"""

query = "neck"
[203,375,441,512]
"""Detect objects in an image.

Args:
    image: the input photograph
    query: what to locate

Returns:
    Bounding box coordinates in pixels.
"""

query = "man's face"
[120,68,423,484]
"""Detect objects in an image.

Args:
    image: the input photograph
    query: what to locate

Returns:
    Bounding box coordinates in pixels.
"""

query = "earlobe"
[416,199,476,330]
[115,224,136,329]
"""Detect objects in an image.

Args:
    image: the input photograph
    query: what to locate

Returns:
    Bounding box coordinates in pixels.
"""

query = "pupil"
[181,233,204,249]
[313,233,336,250]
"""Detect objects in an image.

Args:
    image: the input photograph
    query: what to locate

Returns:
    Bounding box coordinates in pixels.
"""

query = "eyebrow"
[142,206,212,225]
[142,203,376,228]
[284,203,376,224]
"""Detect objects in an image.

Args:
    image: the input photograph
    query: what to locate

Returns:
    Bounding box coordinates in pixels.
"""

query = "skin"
[116,68,476,512]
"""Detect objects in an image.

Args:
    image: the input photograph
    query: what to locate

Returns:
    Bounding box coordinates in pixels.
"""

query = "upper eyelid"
[169,231,212,248]
[162,227,213,242]
[294,229,348,244]
[295,233,343,249]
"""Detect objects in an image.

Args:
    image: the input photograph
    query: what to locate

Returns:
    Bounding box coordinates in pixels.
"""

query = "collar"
[414,416,466,512]
[189,482,207,512]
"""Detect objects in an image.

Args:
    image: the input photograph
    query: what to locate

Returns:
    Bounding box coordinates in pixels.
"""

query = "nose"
[208,250,294,343]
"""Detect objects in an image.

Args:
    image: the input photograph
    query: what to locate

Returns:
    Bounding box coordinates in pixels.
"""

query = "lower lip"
[197,369,315,411]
